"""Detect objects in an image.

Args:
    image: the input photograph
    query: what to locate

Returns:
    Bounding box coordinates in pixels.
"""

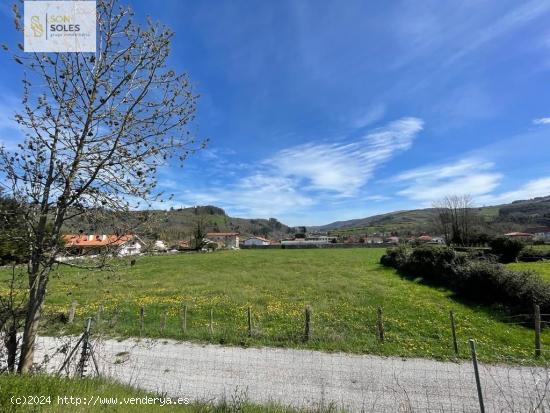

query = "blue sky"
[1,1,550,225]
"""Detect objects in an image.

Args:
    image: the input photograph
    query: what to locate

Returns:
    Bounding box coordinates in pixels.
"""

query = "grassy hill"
[61,196,550,241]
[63,206,294,243]
[312,196,550,235]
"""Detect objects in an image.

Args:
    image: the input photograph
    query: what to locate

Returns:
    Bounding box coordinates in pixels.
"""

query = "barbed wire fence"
[1,303,548,412]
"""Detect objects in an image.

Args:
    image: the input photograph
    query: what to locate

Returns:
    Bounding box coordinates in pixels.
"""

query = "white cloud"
[447,0,550,64]
[365,195,390,202]
[351,103,386,129]
[266,117,423,196]
[394,158,502,202]
[533,117,550,125]
[180,174,314,217]
[480,177,550,205]
[175,117,422,219]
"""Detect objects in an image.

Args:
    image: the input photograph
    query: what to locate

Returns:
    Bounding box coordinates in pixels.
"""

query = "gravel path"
[34,336,549,412]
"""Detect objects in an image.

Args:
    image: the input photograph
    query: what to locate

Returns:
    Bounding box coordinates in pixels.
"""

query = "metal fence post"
[450,310,458,356]
[469,338,485,413]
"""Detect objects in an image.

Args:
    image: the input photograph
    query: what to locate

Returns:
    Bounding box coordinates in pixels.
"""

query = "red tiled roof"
[504,232,533,237]
[206,232,239,236]
[245,236,269,242]
[63,234,135,248]
[417,235,432,241]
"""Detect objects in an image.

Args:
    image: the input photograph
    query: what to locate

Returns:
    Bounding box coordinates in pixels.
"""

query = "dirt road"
[34,336,549,412]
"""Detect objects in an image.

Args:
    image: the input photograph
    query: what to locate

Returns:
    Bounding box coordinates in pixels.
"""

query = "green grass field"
[2,248,550,364]
[508,260,550,282]
[0,375,323,413]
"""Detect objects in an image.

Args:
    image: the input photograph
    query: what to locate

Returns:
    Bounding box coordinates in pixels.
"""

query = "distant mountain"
[312,208,439,232]
[312,196,550,235]
[64,205,295,242]
[64,196,550,241]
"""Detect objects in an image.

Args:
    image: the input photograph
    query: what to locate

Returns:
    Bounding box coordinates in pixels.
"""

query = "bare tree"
[0,0,204,373]
[192,208,208,251]
[0,266,27,373]
[432,195,475,246]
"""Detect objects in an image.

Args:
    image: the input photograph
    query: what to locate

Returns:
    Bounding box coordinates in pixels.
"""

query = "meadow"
[2,248,550,364]
[509,260,550,282]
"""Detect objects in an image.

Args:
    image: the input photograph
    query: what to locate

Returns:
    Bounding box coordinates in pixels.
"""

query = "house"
[153,240,168,252]
[177,240,191,250]
[206,232,240,249]
[428,236,445,245]
[365,237,384,244]
[526,227,550,242]
[385,236,400,244]
[243,236,270,246]
[63,234,145,256]
[417,235,433,243]
[504,232,533,240]
[281,235,337,246]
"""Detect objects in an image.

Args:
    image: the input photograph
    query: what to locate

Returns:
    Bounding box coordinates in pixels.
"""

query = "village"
[59,227,550,257]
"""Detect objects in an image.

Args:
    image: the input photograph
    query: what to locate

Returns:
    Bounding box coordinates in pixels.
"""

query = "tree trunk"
[17,283,45,374]
[5,322,18,373]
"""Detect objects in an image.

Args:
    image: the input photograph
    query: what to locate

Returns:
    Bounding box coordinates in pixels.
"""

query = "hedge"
[519,248,550,262]
[380,245,550,312]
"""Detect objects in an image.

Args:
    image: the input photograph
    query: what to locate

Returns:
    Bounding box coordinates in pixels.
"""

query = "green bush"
[519,248,550,262]
[401,246,467,286]
[454,261,550,307]
[379,245,410,268]
[489,236,525,263]
[380,245,550,312]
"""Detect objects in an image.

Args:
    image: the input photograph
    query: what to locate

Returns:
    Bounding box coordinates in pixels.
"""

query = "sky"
[1,1,550,226]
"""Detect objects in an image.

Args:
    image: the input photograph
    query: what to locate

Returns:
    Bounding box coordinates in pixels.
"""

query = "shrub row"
[489,236,525,263]
[519,248,550,262]
[380,246,550,312]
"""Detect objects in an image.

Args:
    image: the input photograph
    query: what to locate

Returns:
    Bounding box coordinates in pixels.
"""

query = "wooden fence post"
[376,307,384,343]
[450,310,458,356]
[139,306,144,336]
[109,307,120,328]
[535,304,541,357]
[304,305,312,342]
[209,308,214,336]
[96,304,103,324]
[160,312,167,333]
[247,306,253,337]
[181,305,188,334]
[68,301,77,324]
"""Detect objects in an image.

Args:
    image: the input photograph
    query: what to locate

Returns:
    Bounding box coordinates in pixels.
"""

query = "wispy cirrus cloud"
[178,117,423,218]
[178,174,314,217]
[447,0,550,64]
[479,177,550,205]
[394,156,550,207]
[533,117,550,125]
[350,103,386,129]
[266,117,423,196]
[393,158,503,203]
